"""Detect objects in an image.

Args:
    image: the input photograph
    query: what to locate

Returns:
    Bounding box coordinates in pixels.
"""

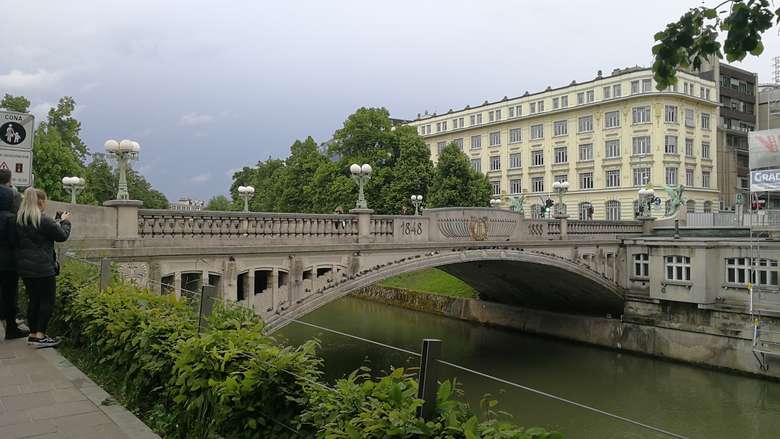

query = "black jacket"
[0,186,20,272]
[15,215,71,278]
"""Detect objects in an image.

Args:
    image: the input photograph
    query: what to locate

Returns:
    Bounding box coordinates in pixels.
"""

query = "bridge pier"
[351,208,374,243]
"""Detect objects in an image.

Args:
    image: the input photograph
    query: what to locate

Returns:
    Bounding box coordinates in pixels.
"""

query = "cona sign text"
[0,111,34,150]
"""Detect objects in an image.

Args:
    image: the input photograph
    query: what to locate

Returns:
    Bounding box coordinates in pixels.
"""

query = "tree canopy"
[206,195,232,211]
[428,143,491,208]
[652,0,778,89]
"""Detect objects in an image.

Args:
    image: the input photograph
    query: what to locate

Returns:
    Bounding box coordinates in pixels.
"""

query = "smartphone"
[55,211,63,220]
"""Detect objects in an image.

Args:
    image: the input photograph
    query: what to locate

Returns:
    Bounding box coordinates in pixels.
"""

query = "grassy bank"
[378,268,477,299]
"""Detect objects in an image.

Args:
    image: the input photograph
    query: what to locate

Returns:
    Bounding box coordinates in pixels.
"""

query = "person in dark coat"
[16,188,71,348]
[0,169,28,339]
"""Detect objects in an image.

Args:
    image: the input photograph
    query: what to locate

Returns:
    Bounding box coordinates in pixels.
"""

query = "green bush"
[54,261,562,439]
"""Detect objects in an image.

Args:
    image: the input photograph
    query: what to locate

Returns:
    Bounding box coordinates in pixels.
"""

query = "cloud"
[79,82,101,93]
[178,112,214,126]
[189,173,211,183]
[29,102,54,121]
[0,69,62,91]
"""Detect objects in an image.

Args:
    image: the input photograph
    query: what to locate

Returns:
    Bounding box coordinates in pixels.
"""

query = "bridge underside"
[439,260,623,316]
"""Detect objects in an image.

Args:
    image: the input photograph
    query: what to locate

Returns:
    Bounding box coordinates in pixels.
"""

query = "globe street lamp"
[489,198,501,208]
[61,176,85,204]
[410,194,423,215]
[237,185,255,212]
[104,139,140,200]
[637,187,656,218]
[552,180,570,216]
[350,163,372,209]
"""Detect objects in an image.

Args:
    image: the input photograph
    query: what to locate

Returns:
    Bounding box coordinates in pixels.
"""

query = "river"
[277,296,780,439]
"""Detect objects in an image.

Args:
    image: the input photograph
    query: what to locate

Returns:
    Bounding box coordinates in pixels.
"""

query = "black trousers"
[0,270,19,329]
[22,276,56,334]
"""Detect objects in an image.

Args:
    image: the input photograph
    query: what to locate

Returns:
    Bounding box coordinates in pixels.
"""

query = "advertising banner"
[749,129,780,169]
[751,168,780,192]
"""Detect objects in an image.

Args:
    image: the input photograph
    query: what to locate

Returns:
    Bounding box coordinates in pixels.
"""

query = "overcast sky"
[2,0,778,201]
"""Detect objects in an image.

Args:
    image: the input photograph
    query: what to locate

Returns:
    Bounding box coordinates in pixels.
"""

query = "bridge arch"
[264,248,624,332]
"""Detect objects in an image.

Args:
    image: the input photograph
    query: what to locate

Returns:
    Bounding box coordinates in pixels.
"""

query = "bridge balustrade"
[566,220,644,236]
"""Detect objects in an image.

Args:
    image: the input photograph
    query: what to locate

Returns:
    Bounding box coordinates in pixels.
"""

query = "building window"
[537,100,544,112]
[532,150,544,166]
[755,259,780,286]
[579,143,593,161]
[436,122,442,132]
[509,105,522,118]
[508,106,515,118]
[509,128,522,144]
[554,174,568,184]
[706,88,711,100]
[633,167,651,186]
[702,171,710,188]
[437,141,446,154]
[552,97,559,109]
[665,256,691,282]
[510,179,522,194]
[725,258,779,286]
[642,79,652,92]
[603,86,611,99]
[701,113,710,129]
[491,180,501,196]
[633,253,649,278]
[580,172,593,189]
[471,159,481,173]
[554,147,568,164]
[631,80,640,94]
[496,109,501,120]
[453,138,464,150]
[606,200,621,221]
[561,96,569,108]
[586,90,594,103]
[490,155,501,171]
[664,135,677,154]
[531,124,544,140]
[442,121,448,131]
[684,109,694,127]
[509,153,521,169]
[613,84,622,97]
[605,140,620,158]
[532,176,544,192]
[606,170,621,188]
[578,115,594,133]
[666,167,678,185]
[471,135,481,149]
[632,106,651,124]
[703,201,712,212]
[490,132,501,146]
[702,142,710,159]
[665,105,678,123]
[685,138,694,157]
[632,136,651,155]
[554,120,568,136]
[488,111,495,122]
[577,92,585,105]
[470,113,483,126]
[686,168,694,186]
[604,111,620,129]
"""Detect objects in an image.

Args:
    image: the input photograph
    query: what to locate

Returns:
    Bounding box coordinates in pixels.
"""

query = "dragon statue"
[662,184,686,218]
[508,194,525,214]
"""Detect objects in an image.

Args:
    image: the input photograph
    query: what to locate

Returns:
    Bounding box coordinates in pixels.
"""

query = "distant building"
[758,83,780,130]
[170,197,205,211]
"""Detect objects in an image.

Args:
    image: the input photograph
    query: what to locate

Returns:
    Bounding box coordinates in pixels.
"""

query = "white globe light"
[131,141,141,152]
[361,164,372,175]
[104,139,119,152]
[552,181,561,189]
[648,188,655,196]
[78,177,86,185]
[350,164,361,175]
[119,139,134,152]
[62,177,70,185]
[562,181,570,189]
[238,186,246,193]
[638,188,647,196]
[417,195,423,201]
[246,186,255,193]
[410,195,416,201]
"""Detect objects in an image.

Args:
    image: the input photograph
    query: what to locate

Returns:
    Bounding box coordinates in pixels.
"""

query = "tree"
[84,153,116,205]
[652,0,777,89]
[329,107,395,166]
[0,94,30,113]
[127,168,169,209]
[428,143,490,208]
[45,97,89,160]
[380,125,434,214]
[32,122,85,201]
[275,137,330,212]
[206,195,232,211]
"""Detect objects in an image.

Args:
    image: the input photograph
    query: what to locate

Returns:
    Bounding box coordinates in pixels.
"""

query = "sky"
[2,0,779,201]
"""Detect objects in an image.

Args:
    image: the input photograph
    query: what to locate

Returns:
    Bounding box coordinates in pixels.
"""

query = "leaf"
[463,416,479,439]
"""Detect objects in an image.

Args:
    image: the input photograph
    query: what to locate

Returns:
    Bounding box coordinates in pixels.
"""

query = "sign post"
[0,110,34,187]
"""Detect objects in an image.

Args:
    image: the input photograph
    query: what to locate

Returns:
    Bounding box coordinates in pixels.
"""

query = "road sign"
[0,111,34,150]
[736,193,745,205]
[0,147,32,186]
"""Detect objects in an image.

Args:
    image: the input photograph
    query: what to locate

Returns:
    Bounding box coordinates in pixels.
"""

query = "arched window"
[686,200,695,213]
[703,201,712,213]
[605,200,621,221]
[579,202,593,220]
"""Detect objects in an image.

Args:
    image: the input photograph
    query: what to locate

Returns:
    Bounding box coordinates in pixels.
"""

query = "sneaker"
[5,327,30,340]
[16,320,29,332]
[27,336,41,345]
[29,336,60,349]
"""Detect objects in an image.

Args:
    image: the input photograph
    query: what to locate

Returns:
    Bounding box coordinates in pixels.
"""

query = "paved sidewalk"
[0,338,160,439]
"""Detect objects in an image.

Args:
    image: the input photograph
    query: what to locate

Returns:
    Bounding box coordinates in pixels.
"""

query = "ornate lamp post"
[489,198,501,208]
[61,176,85,204]
[104,139,140,200]
[411,194,423,215]
[350,163,372,209]
[637,187,657,218]
[237,185,255,212]
[552,180,570,217]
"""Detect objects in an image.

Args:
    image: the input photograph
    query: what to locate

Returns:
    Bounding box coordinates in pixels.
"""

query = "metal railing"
[687,210,780,228]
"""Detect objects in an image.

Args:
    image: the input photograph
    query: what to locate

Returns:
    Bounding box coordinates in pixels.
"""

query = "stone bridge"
[52,201,646,331]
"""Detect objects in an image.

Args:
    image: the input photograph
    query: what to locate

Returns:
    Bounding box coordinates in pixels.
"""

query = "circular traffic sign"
[0,122,26,146]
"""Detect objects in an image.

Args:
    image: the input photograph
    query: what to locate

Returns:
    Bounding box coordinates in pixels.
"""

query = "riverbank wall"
[353,287,780,379]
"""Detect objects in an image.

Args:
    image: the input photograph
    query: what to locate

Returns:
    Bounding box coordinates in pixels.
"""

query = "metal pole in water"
[417,338,442,420]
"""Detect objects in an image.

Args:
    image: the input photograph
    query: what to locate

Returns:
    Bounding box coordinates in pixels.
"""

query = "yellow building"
[407,67,720,220]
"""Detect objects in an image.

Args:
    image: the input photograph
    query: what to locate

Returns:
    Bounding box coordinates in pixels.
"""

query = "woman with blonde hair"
[16,188,71,348]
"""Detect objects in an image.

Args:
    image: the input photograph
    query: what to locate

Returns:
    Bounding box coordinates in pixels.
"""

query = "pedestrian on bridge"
[0,169,28,340]
[15,188,71,348]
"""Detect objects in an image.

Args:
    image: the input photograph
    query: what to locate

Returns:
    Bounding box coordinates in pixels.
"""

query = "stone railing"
[426,208,522,241]
[567,220,643,236]
[370,215,395,238]
[138,210,358,239]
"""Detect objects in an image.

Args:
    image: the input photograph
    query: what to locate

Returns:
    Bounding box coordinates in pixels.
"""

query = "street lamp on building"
[489,198,501,208]
[552,180,570,216]
[411,194,423,215]
[237,185,255,212]
[104,139,140,200]
[61,176,85,204]
[350,163,372,209]
[637,187,656,218]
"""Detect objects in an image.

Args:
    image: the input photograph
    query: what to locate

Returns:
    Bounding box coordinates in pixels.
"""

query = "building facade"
[758,84,780,130]
[408,68,720,220]
[170,197,205,211]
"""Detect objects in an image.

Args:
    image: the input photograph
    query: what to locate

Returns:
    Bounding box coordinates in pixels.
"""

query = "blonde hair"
[17,188,46,228]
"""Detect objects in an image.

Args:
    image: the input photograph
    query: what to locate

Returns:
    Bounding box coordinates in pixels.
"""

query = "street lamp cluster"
[350,163,372,210]
[411,194,423,215]
[61,176,85,204]
[552,180,570,217]
[637,187,657,218]
[237,185,255,212]
[104,139,140,200]
[489,198,501,208]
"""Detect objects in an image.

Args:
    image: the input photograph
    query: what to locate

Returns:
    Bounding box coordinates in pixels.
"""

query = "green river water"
[277,296,780,439]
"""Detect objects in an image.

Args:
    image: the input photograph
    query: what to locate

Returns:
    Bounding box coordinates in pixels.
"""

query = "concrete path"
[0,338,160,439]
